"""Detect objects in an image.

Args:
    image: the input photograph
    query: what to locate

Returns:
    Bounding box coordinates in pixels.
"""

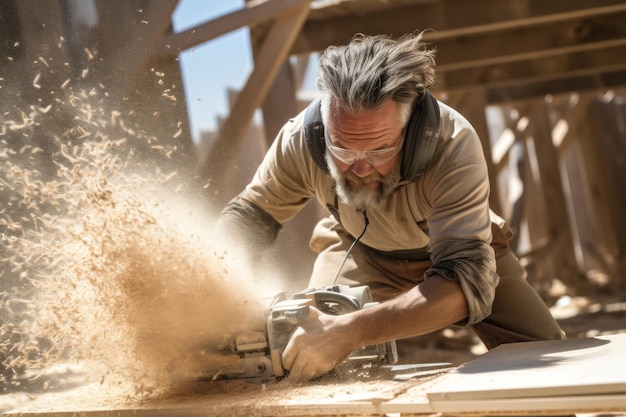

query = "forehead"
[328,99,401,134]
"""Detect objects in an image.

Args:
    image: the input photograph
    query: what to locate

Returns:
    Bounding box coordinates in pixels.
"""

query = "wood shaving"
[0,85,268,398]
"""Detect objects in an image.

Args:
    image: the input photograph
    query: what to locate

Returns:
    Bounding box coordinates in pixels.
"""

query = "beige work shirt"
[237,100,500,324]
[245,100,490,250]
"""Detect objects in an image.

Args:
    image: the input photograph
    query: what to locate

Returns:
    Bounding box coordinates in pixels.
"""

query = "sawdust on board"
[5,367,443,415]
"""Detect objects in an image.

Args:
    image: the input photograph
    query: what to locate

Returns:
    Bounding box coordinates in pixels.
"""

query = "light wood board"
[4,334,626,416]
[428,333,626,400]
[426,333,626,415]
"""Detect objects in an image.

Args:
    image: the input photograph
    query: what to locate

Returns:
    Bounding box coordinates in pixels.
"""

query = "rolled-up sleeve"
[424,240,498,325]
[421,110,499,325]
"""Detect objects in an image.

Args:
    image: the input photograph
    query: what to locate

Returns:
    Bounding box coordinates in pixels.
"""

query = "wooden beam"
[89,2,195,163]
[290,0,626,54]
[9,0,74,178]
[199,3,311,205]
[159,0,313,56]
[485,68,626,103]
[259,60,299,148]
[432,7,626,72]
[288,1,626,100]
[517,103,554,275]
[528,100,581,289]
[438,43,626,91]
[108,0,178,79]
[579,98,626,289]
[500,109,527,253]
[554,95,595,156]
[12,0,72,86]
[249,5,305,149]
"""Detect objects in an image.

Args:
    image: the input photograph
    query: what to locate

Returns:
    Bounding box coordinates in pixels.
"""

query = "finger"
[286,360,320,382]
[281,327,303,370]
[282,345,295,371]
[290,362,327,382]
[285,353,305,381]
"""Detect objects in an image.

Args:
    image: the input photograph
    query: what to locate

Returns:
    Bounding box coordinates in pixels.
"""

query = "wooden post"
[578,95,626,290]
[528,99,581,291]
[258,60,299,148]
[92,1,196,170]
[199,3,311,208]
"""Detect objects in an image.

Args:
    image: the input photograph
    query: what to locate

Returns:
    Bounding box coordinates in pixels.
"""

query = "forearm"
[336,275,469,350]
[214,194,282,247]
[281,274,469,381]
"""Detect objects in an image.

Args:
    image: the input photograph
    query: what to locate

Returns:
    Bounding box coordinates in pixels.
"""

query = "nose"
[350,159,374,177]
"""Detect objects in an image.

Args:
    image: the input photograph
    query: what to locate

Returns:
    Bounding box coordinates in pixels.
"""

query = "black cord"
[330,210,369,286]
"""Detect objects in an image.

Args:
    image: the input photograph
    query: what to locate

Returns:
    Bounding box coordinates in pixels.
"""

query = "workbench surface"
[4,334,625,417]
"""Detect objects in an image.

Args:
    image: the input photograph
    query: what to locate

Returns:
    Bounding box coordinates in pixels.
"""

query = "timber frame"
[2,0,625,297]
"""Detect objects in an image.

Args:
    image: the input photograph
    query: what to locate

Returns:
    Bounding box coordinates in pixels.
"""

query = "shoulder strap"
[302,91,441,181]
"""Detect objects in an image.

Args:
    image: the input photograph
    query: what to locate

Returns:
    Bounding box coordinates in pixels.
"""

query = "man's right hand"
[281,307,355,381]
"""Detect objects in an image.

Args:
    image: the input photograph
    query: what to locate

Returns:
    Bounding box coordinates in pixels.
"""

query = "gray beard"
[325,153,402,212]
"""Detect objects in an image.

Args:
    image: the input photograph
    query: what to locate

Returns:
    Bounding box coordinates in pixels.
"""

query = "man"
[215,32,565,381]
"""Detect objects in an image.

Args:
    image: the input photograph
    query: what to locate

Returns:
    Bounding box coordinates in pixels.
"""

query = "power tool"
[202,284,398,382]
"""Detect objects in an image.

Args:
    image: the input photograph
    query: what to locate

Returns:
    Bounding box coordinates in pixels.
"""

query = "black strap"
[401,91,440,181]
[303,98,327,172]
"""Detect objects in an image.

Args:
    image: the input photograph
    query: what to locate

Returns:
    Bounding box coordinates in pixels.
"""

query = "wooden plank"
[198,3,311,207]
[438,43,626,91]
[432,8,626,72]
[485,68,626,104]
[428,333,626,401]
[582,97,626,288]
[10,0,72,106]
[291,0,626,55]
[258,60,299,148]
[158,0,313,56]
[431,394,626,415]
[3,377,439,416]
[103,1,179,86]
[529,100,581,287]
[6,335,626,416]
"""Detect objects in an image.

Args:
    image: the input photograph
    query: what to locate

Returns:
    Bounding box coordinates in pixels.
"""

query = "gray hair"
[317,31,436,126]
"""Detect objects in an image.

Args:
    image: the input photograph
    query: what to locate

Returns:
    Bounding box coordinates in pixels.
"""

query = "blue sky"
[172,0,252,142]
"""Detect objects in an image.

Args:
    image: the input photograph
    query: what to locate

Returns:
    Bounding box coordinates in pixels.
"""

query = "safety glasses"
[324,129,404,166]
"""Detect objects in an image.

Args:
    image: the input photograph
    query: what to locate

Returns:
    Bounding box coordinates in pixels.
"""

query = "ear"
[303,98,329,172]
[400,90,441,181]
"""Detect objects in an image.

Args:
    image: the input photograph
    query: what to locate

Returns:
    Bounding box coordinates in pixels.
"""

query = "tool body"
[206,285,398,382]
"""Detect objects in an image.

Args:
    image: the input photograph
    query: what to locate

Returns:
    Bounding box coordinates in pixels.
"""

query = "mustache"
[341,169,384,186]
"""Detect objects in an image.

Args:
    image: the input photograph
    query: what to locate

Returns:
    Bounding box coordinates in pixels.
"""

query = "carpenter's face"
[324,98,403,211]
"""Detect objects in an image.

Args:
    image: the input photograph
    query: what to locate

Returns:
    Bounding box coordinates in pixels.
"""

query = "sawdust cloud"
[0,74,274,396]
